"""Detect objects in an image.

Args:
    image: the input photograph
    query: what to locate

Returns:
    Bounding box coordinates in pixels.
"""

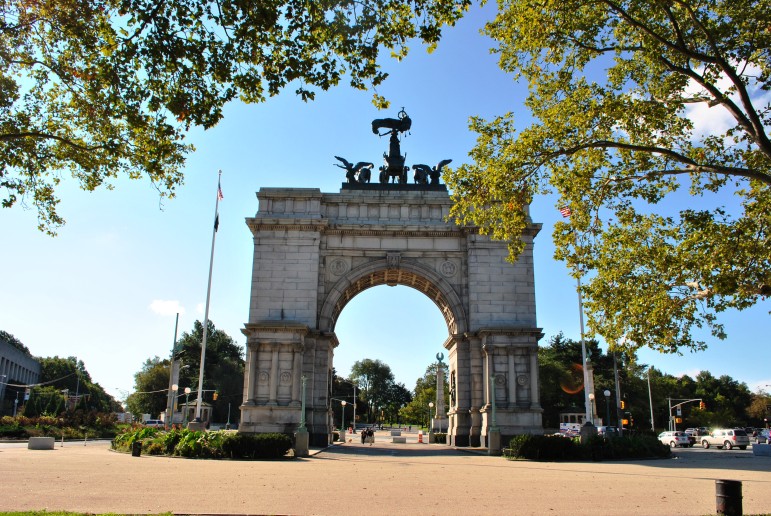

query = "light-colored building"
[0,334,41,415]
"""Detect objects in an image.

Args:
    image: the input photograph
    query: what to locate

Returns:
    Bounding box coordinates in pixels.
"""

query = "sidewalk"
[1,436,770,515]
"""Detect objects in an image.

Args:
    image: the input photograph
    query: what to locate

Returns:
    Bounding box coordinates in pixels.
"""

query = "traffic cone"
[418,431,423,443]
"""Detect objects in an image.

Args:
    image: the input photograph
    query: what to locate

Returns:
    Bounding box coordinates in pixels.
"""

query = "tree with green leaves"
[37,355,118,413]
[128,320,243,422]
[175,320,244,424]
[126,356,170,418]
[446,0,770,356]
[400,362,447,426]
[537,333,755,430]
[349,358,396,423]
[2,0,470,234]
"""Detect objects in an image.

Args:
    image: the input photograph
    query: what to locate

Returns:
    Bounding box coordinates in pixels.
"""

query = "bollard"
[131,441,142,457]
[715,479,742,516]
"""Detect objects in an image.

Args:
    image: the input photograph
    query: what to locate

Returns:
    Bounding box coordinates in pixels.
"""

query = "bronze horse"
[372,114,412,135]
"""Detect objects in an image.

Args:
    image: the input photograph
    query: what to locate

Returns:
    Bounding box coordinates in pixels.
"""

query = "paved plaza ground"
[1,431,770,515]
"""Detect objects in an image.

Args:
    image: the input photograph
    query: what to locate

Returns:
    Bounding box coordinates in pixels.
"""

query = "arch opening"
[329,268,458,336]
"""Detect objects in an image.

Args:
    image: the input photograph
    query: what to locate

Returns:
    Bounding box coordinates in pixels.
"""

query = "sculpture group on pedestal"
[334,108,452,185]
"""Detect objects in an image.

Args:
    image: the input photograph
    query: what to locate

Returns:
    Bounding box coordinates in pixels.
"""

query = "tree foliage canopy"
[1,0,470,233]
[446,0,770,355]
[538,333,757,430]
[399,362,447,425]
[36,355,118,413]
[127,320,244,422]
[350,358,396,422]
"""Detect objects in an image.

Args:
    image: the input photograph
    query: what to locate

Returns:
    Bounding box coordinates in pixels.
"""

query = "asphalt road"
[1,435,770,515]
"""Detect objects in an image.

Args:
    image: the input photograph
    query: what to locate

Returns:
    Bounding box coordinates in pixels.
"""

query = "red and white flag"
[559,206,572,218]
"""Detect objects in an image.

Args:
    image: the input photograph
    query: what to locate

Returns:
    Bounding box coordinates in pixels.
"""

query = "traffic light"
[622,418,629,426]
[699,401,706,410]
[213,392,219,401]
[620,400,626,409]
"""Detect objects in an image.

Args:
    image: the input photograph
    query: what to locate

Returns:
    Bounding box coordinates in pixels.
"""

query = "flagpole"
[576,273,593,425]
[194,170,222,423]
[559,205,594,425]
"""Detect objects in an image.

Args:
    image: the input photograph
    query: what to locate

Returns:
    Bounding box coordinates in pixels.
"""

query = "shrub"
[220,432,292,459]
[507,433,670,462]
[111,428,292,460]
[508,434,583,461]
[434,432,447,444]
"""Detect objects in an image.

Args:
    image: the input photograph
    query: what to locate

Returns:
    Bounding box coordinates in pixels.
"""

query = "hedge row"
[111,428,293,459]
[0,413,120,439]
[507,434,670,461]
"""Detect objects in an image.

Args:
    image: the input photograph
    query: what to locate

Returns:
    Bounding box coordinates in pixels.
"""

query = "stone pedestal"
[431,417,449,432]
[28,437,55,450]
[294,428,309,457]
[187,421,206,432]
[488,429,501,456]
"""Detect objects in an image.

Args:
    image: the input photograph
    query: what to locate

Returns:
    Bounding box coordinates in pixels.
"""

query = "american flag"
[217,181,224,201]
[559,206,572,217]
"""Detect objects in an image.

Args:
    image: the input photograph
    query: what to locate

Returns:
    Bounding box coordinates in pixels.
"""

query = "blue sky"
[1,3,768,409]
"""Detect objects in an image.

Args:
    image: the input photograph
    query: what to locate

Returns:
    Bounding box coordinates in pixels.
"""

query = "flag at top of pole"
[214,175,223,232]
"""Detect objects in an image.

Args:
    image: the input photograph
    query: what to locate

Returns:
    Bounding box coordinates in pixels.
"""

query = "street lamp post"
[169,384,178,426]
[588,393,596,425]
[603,389,611,427]
[184,387,191,426]
[341,401,347,434]
[338,378,358,433]
[428,402,434,431]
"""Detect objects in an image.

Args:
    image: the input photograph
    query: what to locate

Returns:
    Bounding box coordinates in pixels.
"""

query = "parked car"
[684,427,708,445]
[596,426,619,437]
[658,431,691,448]
[144,419,165,428]
[756,429,770,444]
[700,428,750,450]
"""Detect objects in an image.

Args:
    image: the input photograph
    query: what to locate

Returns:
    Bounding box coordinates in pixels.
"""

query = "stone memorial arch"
[239,185,544,447]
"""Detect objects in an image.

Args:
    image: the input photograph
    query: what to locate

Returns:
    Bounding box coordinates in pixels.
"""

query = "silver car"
[658,431,691,448]
[700,428,750,450]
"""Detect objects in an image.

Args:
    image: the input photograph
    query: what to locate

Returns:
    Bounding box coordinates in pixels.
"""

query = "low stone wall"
[28,437,55,450]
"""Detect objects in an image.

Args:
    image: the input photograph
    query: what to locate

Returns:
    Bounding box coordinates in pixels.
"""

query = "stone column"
[245,346,258,404]
[468,337,483,447]
[530,348,540,407]
[268,344,279,406]
[508,351,517,408]
[290,344,302,407]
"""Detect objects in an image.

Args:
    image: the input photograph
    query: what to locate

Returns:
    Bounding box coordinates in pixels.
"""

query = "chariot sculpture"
[333,108,450,186]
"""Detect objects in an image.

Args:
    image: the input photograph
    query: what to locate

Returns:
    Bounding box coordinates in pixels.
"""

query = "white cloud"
[675,368,703,379]
[196,303,205,315]
[148,300,186,316]
[683,62,771,140]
